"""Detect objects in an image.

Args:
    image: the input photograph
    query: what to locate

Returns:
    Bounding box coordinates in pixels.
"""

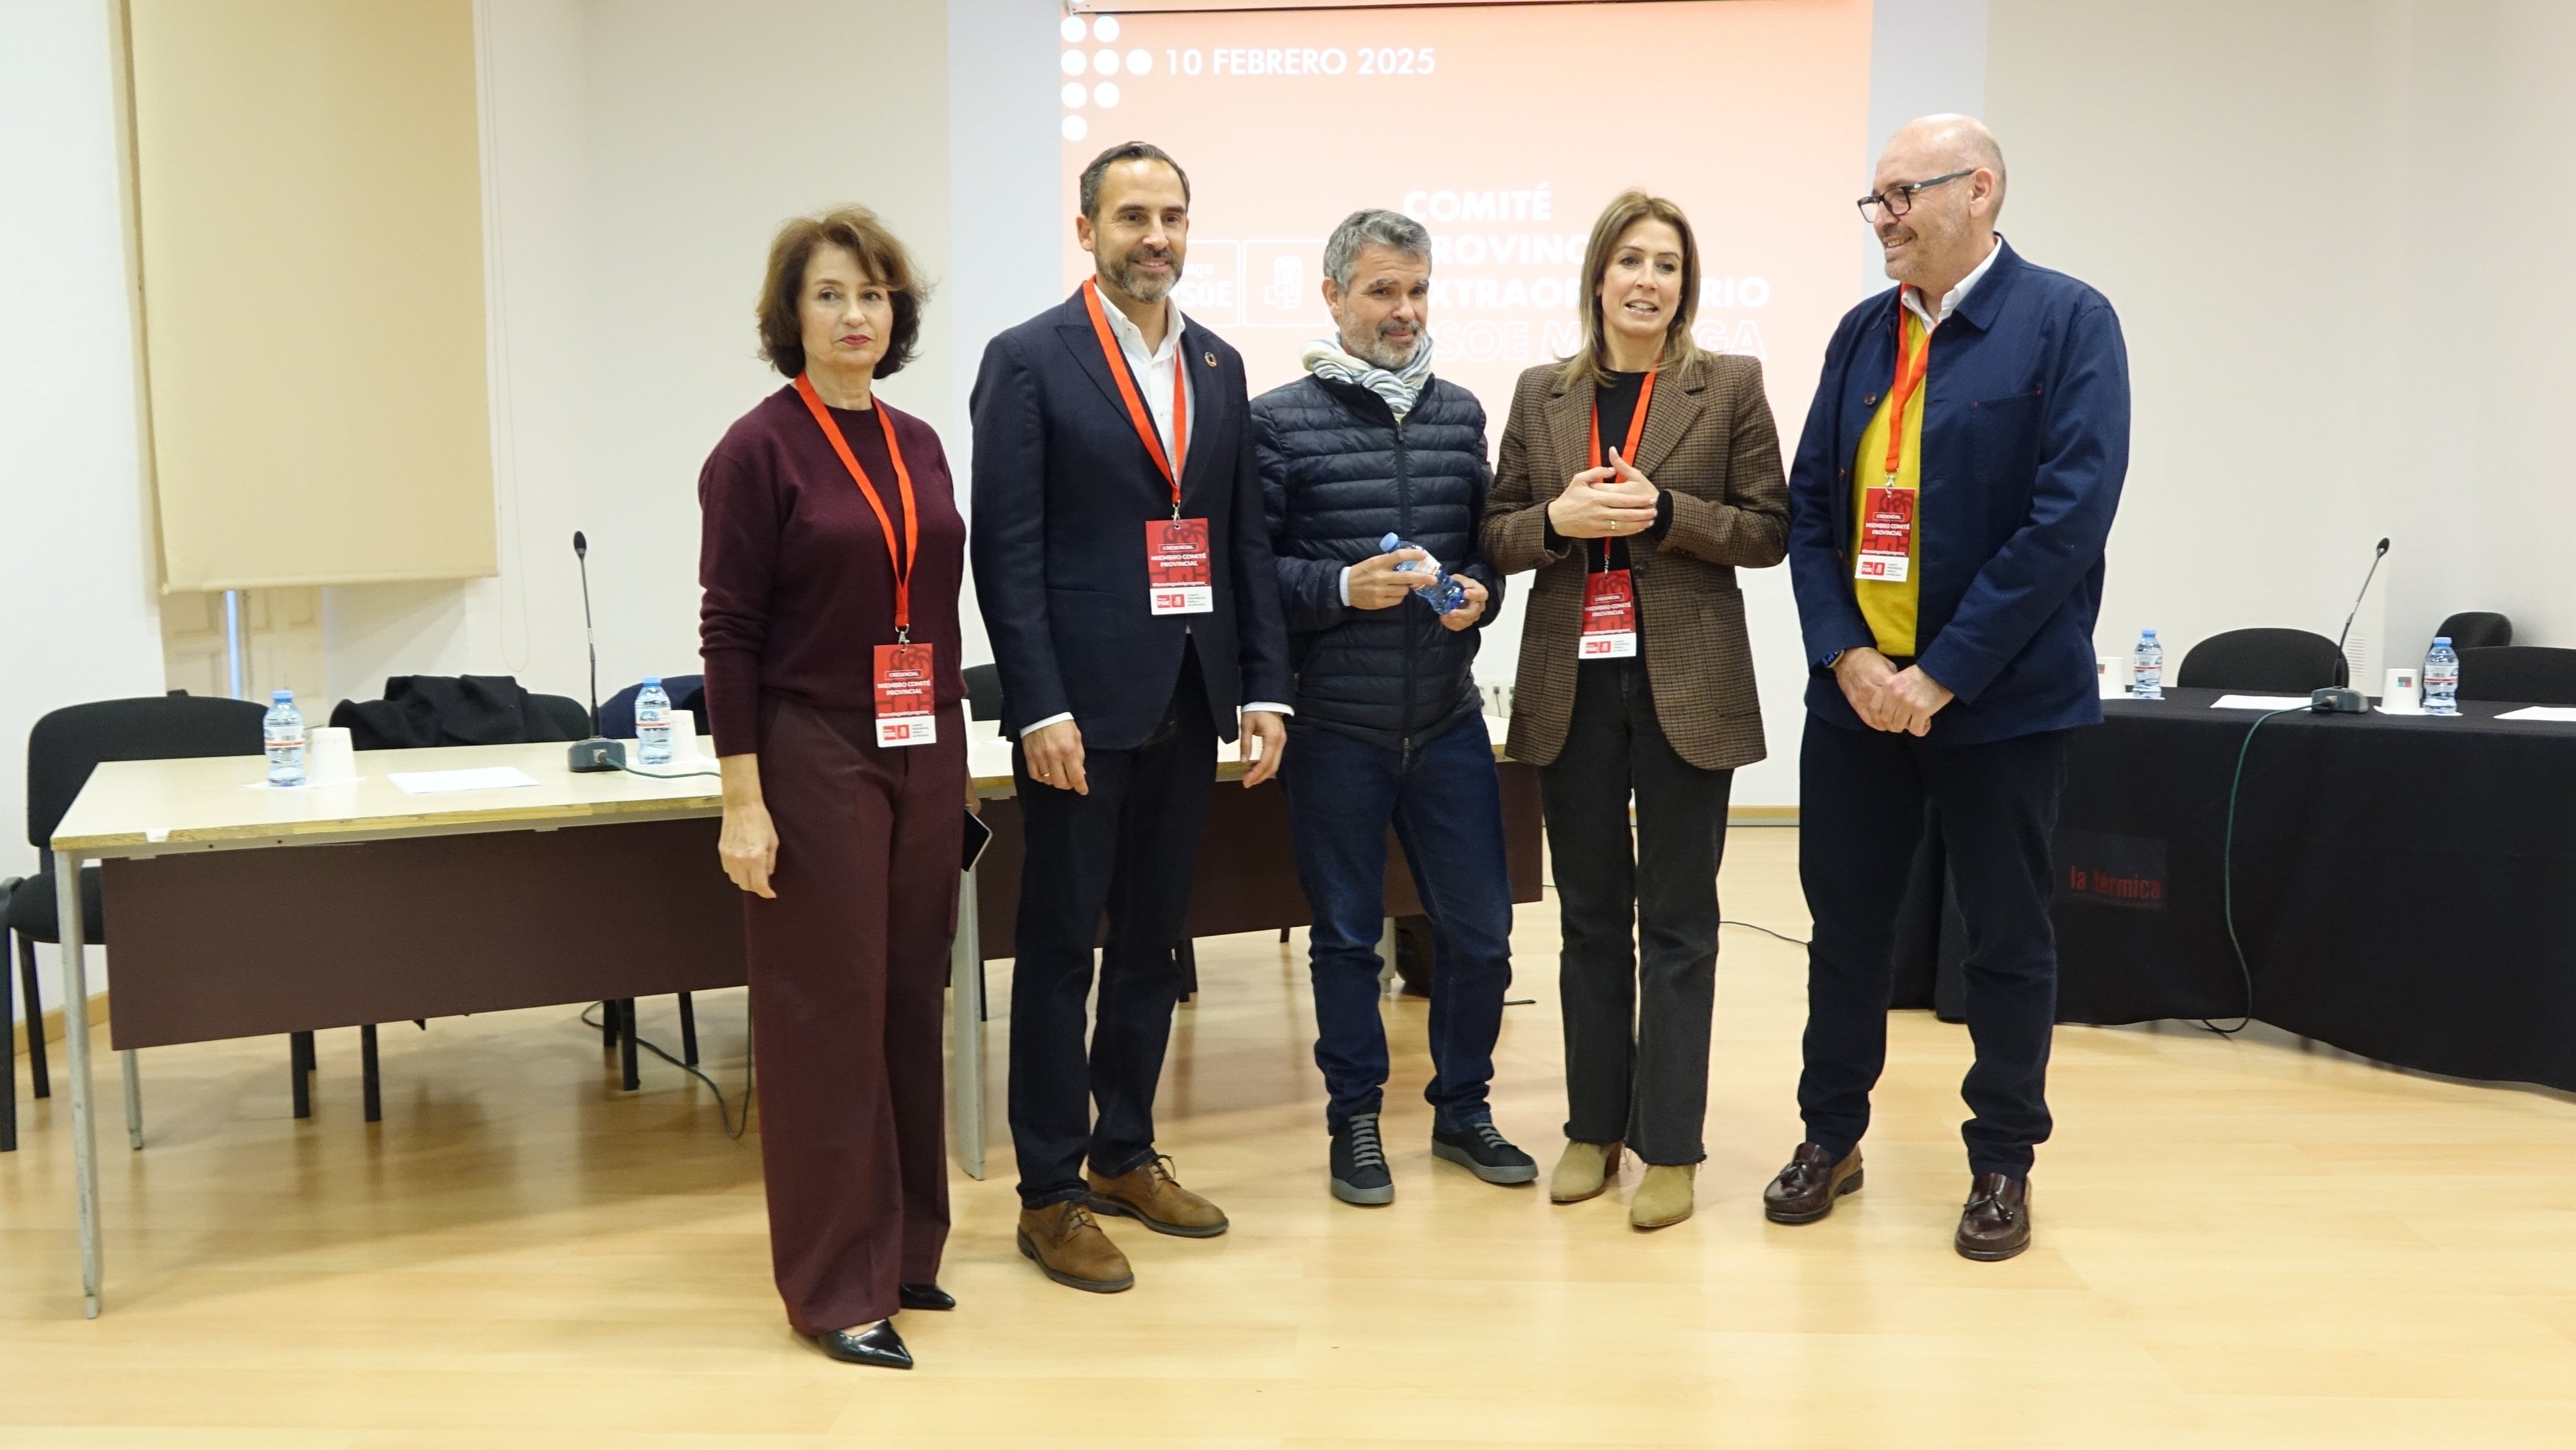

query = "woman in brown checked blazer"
[1481,191,1789,1230]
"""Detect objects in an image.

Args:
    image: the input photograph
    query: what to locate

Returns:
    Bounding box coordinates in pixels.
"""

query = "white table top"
[54,717,1516,858]
[52,740,724,857]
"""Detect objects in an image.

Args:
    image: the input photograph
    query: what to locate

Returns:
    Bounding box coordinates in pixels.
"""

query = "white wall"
[2377,2,2576,655]
[1986,0,2576,686]
[1,0,167,1023]
[325,0,957,715]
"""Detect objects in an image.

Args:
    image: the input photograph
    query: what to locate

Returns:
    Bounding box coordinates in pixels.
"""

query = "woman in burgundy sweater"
[697,208,967,1369]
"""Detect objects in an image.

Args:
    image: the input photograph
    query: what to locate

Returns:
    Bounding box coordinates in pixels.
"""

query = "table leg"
[57,850,101,1318]
[119,1051,141,1151]
[950,867,984,1181]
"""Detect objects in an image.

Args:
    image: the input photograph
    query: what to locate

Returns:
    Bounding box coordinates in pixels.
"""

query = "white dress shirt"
[1901,232,2002,329]
[1021,291,1289,738]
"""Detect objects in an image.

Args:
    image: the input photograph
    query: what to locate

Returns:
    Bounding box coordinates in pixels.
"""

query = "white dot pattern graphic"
[1062,113,1089,141]
[1060,49,1086,76]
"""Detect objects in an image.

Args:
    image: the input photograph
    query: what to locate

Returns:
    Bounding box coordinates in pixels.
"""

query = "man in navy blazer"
[1761,115,2130,1262]
[970,142,1292,1294]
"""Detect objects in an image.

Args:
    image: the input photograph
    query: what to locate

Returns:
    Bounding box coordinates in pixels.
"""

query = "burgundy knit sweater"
[696,384,966,757]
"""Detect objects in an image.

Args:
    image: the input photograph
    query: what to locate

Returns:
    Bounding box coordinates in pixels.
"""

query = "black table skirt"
[1892,687,2576,1091]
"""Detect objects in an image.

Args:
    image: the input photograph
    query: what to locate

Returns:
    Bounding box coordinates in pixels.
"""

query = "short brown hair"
[756,206,928,379]
[1559,191,1703,388]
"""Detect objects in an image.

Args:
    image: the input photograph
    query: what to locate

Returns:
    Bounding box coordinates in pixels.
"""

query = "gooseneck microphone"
[2329,537,2392,689]
[567,529,627,772]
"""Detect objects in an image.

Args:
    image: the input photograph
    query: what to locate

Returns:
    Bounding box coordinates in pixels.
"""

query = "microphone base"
[2309,688,2368,715]
[568,737,628,772]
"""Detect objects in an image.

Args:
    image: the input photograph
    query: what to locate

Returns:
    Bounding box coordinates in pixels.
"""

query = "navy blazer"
[969,287,1293,750]
[1787,238,2131,744]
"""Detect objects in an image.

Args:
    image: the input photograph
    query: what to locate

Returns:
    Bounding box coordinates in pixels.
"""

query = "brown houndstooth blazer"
[1481,351,1790,772]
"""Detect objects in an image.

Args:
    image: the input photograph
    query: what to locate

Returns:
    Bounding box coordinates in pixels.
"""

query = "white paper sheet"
[2496,706,2576,723]
[2209,694,2318,711]
[389,766,541,795]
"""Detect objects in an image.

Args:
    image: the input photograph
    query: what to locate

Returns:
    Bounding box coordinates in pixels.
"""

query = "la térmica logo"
[1060,14,1153,142]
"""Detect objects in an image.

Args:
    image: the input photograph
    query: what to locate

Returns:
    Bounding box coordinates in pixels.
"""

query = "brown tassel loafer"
[1761,1142,1865,1225]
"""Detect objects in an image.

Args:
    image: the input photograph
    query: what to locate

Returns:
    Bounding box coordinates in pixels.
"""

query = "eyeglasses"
[1856,169,1974,223]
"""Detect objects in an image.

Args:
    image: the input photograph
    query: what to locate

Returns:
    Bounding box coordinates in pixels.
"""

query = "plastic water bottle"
[1379,532,1468,615]
[2423,637,2460,716]
[2133,629,2165,700]
[635,676,674,764]
[264,689,307,786]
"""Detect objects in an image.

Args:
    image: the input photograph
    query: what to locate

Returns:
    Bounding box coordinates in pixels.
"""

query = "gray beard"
[1340,325,1418,371]
[1109,254,1177,304]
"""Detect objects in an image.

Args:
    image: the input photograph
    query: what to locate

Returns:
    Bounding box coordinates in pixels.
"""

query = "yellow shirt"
[1852,309,1929,657]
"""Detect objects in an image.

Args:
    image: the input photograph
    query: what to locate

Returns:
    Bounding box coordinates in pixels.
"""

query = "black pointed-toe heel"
[897,1282,956,1312]
[818,1320,913,1369]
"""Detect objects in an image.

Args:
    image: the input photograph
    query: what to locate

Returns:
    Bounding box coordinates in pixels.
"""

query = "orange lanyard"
[1882,304,1931,481]
[1081,276,1189,512]
[793,374,921,639]
[1585,368,1657,572]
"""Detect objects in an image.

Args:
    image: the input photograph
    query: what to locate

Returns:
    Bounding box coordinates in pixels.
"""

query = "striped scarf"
[1301,334,1435,420]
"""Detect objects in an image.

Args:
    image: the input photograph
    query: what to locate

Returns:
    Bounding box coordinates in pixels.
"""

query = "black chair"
[2173,627,2345,693]
[530,693,595,740]
[5,695,266,1150]
[2436,611,2512,652]
[596,675,706,739]
[2458,647,2576,706]
[963,664,1005,723]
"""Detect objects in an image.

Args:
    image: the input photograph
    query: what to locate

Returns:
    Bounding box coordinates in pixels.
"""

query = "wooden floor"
[4,827,2575,1446]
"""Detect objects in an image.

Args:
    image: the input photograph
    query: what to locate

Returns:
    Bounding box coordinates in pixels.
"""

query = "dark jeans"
[1796,715,2069,1178]
[1280,711,1514,1134]
[1007,649,1216,1208]
[1540,660,1733,1166]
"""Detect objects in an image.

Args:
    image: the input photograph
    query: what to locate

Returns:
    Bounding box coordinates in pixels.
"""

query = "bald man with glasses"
[1766,114,2131,1261]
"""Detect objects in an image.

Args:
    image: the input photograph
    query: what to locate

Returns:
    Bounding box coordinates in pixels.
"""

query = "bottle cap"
[643,674,662,688]
[1379,532,1401,552]
[2141,628,2157,638]
[272,689,293,703]
[2432,637,2450,647]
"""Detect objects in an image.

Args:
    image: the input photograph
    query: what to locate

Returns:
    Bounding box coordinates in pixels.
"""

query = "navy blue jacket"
[1787,238,2130,744]
[969,289,1293,749]
[1251,373,1501,749]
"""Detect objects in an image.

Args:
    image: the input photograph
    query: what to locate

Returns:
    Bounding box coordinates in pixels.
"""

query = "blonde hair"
[1557,190,1702,388]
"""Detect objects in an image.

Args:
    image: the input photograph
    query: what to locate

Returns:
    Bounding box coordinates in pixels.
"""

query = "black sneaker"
[1431,1119,1539,1185]
[1330,1113,1394,1205]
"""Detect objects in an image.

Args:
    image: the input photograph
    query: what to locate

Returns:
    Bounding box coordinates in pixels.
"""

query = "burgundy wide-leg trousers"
[744,696,963,1335]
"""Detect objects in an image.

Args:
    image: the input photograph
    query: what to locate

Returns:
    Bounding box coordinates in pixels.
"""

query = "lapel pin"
[1203,352,1218,367]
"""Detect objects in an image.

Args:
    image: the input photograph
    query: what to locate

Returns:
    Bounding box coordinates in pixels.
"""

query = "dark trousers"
[1280,711,1515,1133]
[744,696,962,1336]
[1797,715,2069,1178]
[1540,661,1734,1166]
[1008,648,1217,1207]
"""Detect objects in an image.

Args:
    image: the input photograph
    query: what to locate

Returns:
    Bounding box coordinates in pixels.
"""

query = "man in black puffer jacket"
[1252,208,1531,1208]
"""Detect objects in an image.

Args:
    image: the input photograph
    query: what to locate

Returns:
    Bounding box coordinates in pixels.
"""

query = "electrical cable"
[2205,705,2307,1037]
[613,760,722,782]
[1539,879,1811,947]
[579,1001,753,1139]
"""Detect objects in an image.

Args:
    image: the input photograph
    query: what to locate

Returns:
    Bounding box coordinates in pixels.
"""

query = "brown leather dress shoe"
[1086,1156,1230,1238]
[1954,1173,2033,1261]
[1761,1142,1864,1224]
[1016,1201,1135,1293]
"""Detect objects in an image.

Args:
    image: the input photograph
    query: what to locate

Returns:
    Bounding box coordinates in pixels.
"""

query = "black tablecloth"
[1897,688,2576,1090]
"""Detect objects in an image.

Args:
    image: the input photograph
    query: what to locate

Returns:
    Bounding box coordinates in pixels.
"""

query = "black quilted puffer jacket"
[1250,372,1504,749]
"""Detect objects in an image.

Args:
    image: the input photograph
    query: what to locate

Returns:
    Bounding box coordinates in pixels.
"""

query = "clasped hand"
[1833,647,1955,737]
[1546,448,1660,540]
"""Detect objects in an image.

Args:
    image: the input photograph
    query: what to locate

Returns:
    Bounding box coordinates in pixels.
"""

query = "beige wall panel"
[130,0,495,591]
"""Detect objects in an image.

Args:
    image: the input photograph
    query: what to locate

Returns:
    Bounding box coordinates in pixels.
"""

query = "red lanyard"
[1882,304,1931,480]
[1081,277,1189,511]
[1584,369,1657,572]
[793,374,921,639]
